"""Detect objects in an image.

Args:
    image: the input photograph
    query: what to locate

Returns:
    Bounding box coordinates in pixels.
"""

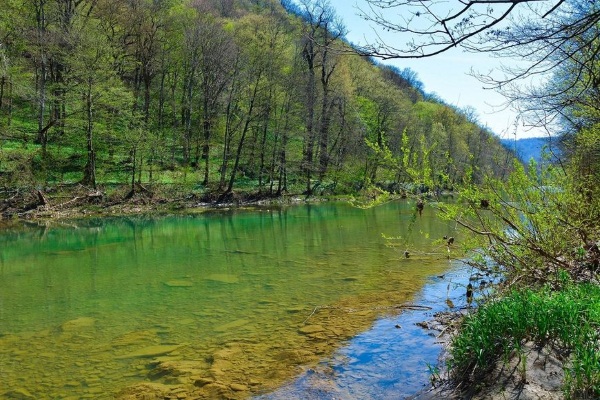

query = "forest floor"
[412,311,565,400]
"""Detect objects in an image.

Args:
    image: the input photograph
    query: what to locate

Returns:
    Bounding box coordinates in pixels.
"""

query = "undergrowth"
[448,274,600,399]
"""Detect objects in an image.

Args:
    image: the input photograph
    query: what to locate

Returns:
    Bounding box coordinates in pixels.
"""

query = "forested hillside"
[0,0,512,199]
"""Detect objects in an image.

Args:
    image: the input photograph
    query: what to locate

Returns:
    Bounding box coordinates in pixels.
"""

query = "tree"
[357,1,600,297]
[195,11,236,186]
[66,5,133,189]
[0,0,515,195]
[357,1,600,132]
[0,0,26,129]
[297,0,346,194]
[220,11,288,196]
[357,1,600,60]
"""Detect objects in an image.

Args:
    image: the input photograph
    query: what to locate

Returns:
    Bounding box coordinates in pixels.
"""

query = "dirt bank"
[0,184,325,227]
[412,312,565,400]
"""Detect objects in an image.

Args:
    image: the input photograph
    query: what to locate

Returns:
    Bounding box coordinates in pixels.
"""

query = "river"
[0,200,462,399]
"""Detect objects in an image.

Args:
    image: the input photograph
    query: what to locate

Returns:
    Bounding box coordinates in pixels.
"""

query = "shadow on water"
[257,266,479,400]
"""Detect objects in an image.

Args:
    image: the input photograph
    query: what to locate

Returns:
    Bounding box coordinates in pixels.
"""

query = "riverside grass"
[448,276,600,399]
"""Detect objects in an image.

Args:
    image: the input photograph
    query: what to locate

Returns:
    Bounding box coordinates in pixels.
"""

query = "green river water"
[0,201,457,399]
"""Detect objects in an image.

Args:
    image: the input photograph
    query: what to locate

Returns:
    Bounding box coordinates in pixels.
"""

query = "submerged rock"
[115,382,177,400]
[230,383,248,392]
[194,377,215,387]
[2,388,35,399]
[112,330,158,347]
[204,274,240,284]
[150,360,208,379]
[116,343,188,359]
[298,325,324,335]
[60,317,96,331]
[214,319,250,332]
[164,280,194,287]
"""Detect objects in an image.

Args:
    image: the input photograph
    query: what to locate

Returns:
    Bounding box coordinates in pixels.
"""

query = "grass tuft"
[447,279,600,398]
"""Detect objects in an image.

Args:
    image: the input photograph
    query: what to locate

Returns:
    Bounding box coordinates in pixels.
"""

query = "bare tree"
[357,0,600,131]
[297,0,346,194]
[195,12,236,186]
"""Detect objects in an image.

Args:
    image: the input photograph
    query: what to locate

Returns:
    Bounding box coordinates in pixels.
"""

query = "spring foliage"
[0,0,511,194]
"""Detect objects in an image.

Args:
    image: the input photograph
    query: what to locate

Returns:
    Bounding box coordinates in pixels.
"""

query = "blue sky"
[326,0,545,139]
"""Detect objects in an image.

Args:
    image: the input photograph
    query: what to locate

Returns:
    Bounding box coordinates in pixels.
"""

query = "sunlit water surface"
[258,267,472,400]
[0,201,459,399]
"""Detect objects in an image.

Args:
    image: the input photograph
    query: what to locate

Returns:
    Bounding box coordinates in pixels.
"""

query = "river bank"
[413,274,600,400]
[0,184,335,227]
[413,321,565,400]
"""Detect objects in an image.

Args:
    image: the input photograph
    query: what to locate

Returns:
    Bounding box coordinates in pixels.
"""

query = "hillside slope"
[500,137,562,164]
[0,0,513,196]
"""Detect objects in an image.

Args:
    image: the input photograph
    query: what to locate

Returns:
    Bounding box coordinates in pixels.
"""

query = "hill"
[0,0,514,198]
[501,137,562,164]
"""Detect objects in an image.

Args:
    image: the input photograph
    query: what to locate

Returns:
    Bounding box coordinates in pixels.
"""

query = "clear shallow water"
[257,267,474,400]
[0,201,457,398]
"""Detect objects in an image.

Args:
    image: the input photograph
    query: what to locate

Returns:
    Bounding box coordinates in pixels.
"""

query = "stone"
[230,383,248,392]
[2,388,35,399]
[214,319,250,332]
[328,327,345,336]
[202,382,229,395]
[298,325,324,335]
[116,344,188,359]
[112,330,158,347]
[194,378,214,387]
[60,317,96,331]
[205,274,239,284]
[150,360,207,378]
[115,382,174,400]
[164,280,193,287]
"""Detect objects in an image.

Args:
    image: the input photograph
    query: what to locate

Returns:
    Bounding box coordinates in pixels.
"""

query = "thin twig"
[303,306,322,324]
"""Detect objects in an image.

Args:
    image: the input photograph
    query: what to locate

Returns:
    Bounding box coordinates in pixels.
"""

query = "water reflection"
[257,267,472,400]
[0,201,458,398]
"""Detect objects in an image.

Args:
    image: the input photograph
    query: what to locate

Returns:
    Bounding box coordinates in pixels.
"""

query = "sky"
[326,0,546,139]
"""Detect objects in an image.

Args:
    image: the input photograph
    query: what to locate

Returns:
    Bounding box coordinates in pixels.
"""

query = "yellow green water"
[0,201,456,399]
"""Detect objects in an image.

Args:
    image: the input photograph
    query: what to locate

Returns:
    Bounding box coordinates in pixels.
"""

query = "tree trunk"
[36,58,47,151]
[220,75,240,189]
[277,97,291,195]
[318,87,331,180]
[223,73,261,196]
[7,79,12,126]
[258,103,272,191]
[0,76,5,110]
[35,0,48,152]
[201,96,211,185]
[143,73,151,124]
[130,147,136,192]
[181,72,193,165]
[158,68,166,130]
[82,81,96,189]
[303,66,316,195]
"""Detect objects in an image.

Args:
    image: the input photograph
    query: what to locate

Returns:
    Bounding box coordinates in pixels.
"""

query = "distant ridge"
[501,137,562,164]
